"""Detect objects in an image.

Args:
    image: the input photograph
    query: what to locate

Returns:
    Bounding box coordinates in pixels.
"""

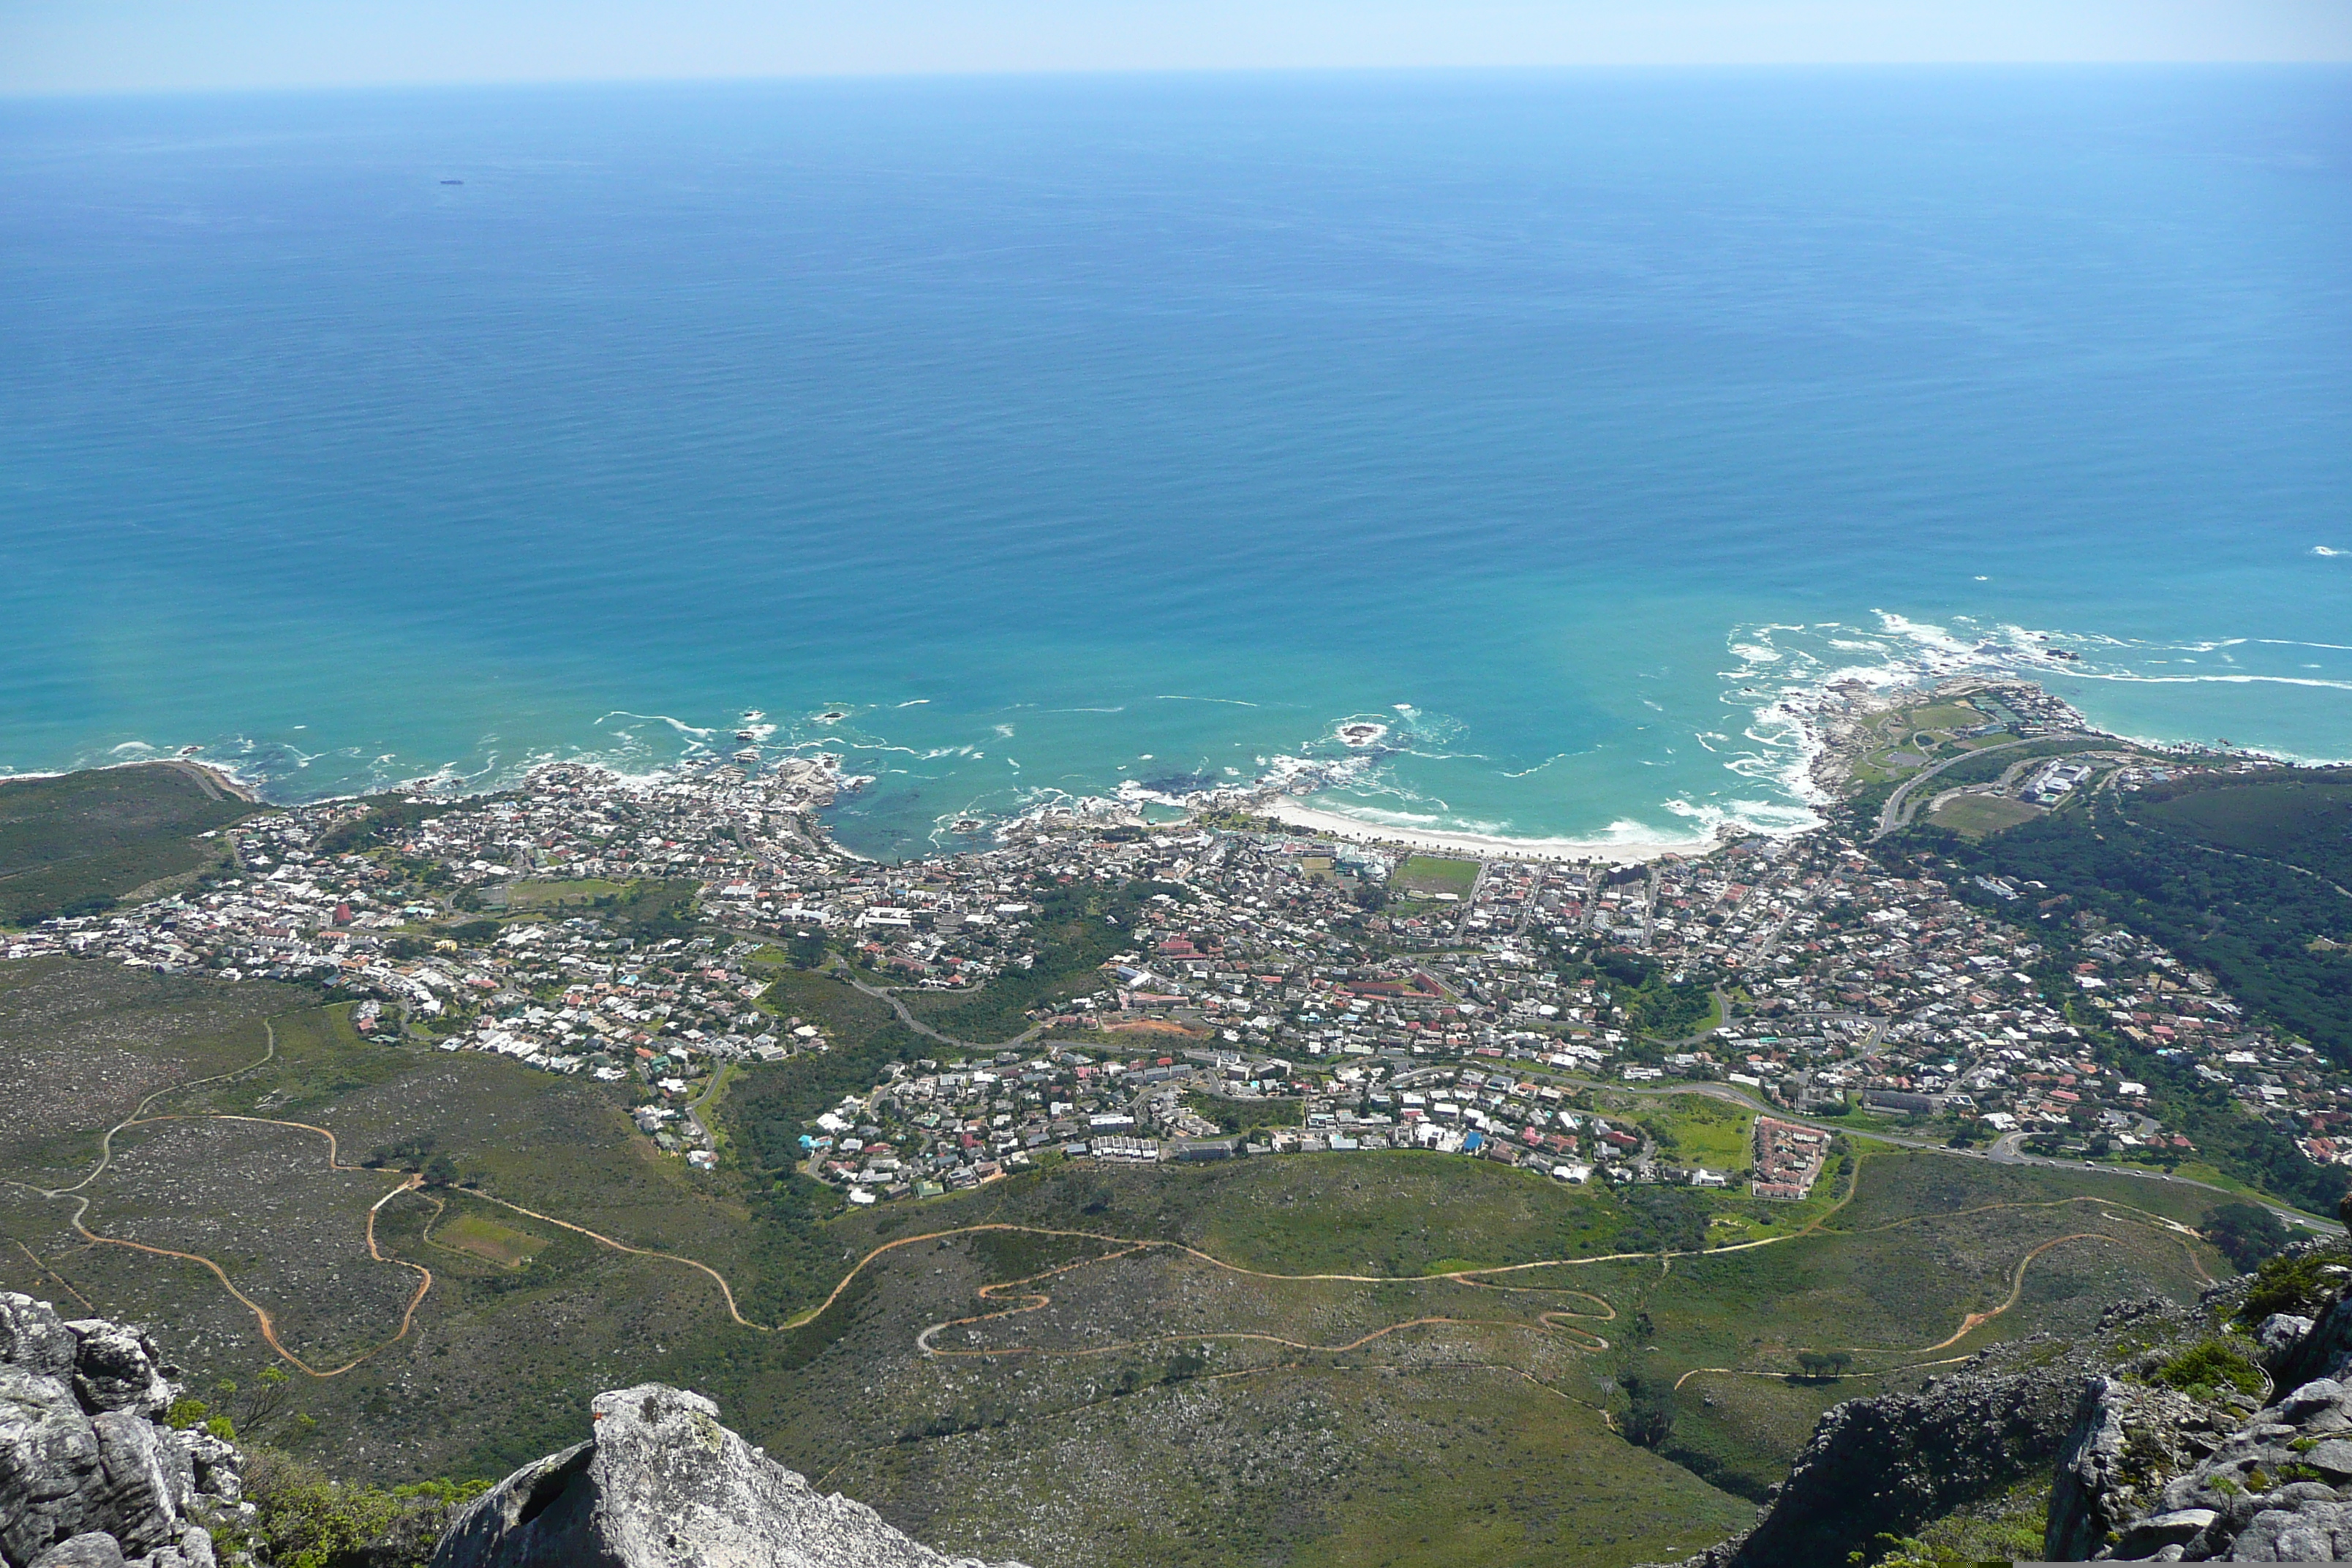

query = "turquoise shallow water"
[2,69,2348,857]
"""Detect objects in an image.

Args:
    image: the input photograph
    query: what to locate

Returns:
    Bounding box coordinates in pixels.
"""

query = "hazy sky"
[4,0,2348,94]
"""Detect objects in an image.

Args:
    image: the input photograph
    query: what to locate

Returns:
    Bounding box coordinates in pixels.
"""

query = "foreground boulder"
[430,1384,1025,1568]
[1672,1357,2084,1568]
[0,1294,237,1568]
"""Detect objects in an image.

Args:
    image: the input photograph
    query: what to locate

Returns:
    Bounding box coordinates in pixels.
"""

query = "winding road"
[1872,737,2032,840]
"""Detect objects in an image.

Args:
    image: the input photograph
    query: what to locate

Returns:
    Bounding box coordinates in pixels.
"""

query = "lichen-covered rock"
[1,1364,102,1564]
[2073,1376,2352,1558]
[133,1525,214,1568]
[430,1384,1028,1568]
[170,1436,235,1509]
[86,1415,182,1558]
[0,1297,237,1568]
[0,1303,76,1385]
[59,1330,168,1424]
[26,1534,123,1568]
[2256,1313,2317,1360]
[2046,1376,2225,1561]
[2265,1281,2352,1395]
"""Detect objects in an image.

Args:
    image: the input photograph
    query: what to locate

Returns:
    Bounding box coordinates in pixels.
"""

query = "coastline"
[1255,799,1727,865]
[0,755,263,806]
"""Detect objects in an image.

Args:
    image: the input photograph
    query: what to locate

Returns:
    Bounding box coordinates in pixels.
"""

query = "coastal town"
[3,688,2342,1215]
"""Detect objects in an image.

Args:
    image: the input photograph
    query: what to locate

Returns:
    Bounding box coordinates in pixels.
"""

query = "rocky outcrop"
[1673,1355,2085,1568]
[2266,1278,2352,1395]
[0,1294,238,1568]
[2073,1374,2352,1559]
[2045,1376,2234,1560]
[430,1384,1025,1568]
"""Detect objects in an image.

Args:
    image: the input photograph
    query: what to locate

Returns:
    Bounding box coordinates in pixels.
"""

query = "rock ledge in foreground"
[429,1384,1028,1568]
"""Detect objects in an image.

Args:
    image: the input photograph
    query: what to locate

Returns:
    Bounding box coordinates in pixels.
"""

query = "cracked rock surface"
[430,1384,1030,1568]
[0,1294,235,1568]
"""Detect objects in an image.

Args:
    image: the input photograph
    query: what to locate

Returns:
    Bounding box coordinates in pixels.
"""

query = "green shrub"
[165,1397,209,1431]
[241,1447,490,1568]
[2149,1339,2265,1399]
[2205,1203,2293,1273]
[2239,1249,2350,1324]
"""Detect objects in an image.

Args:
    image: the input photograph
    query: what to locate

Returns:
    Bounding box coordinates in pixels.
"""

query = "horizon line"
[7,57,2350,102]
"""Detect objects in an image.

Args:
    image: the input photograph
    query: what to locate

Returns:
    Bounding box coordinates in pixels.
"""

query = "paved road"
[1599,1077,2332,1232]
[1872,737,2032,840]
[829,960,1047,1053]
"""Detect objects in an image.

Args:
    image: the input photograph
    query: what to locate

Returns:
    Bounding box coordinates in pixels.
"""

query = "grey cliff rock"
[27,1535,125,1568]
[0,1295,240,1568]
[0,1305,75,1386]
[1667,1354,2085,1568]
[2073,1375,2352,1559]
[2266,1281,2352,1396]
[2052,1249,2352,1559]
[57,1331,168,1424]
[431,1384,1028,1568]
[2046,1376,2228,1561]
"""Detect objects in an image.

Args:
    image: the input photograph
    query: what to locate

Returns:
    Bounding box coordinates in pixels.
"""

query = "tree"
[421,1153,461,1189]
[1795,1350,1854,1379]
[2204,1202,2291,1273]
[1617,1371,1675,1448]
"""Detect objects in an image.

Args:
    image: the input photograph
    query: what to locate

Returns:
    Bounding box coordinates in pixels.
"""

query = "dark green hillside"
[1926,772,2352,1066]
[2137,772,2352,875]
[0,762,261,924]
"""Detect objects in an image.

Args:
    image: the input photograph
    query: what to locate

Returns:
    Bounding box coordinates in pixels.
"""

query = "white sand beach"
[1260,799,1725,865]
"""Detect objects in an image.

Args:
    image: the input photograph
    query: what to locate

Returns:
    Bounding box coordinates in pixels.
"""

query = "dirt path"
[42,1018,281,1199]
[459,1189,770,1328]
[62,1114,433,1378]
[1669,1198,2212,1392]
[911,1238,1617,1360]
[10,1066,2220,1399]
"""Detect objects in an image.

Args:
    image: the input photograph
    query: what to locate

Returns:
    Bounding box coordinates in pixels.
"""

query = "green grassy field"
[1184,1089,1303,1136]
[0,764,261,924]
[429,1210,549,1268]
[497,877,632,910]
[1391,856,1479,898]
[1642,1093,1753,1170]
[1926,792,2046,838]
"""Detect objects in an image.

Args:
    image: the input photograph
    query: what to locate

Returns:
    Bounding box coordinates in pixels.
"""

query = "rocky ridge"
[2043,1262,2352,1561]
[430,1382,1027,1568]
[1656,1240,2352,1566]
[0,1294,244,1568]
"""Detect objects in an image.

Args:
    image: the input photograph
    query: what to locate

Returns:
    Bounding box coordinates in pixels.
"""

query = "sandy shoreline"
[1258,799,1727,866]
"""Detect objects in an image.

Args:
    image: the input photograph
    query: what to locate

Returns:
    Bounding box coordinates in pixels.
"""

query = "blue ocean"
[3,69,2348,858]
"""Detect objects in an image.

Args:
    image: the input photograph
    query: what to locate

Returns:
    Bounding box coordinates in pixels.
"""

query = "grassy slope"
[0,764,260,924]
[0,859,2245,1568]
[0,954,2231,1567]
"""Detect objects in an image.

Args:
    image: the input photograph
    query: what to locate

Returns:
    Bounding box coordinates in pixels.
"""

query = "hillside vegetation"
[0,938,2232,1568]
[0,763,260,924]
[1931,772,2352,1067]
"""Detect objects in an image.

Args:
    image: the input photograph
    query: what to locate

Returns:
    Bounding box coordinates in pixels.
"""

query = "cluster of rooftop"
[2,740,2336,1197]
